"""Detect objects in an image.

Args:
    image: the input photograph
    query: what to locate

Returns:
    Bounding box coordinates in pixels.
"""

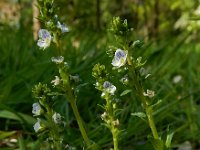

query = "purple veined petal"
[57,21,69,33]
[32,102,42,116]
[33,118,42,132]
[61,24,69,33]
[111,57,121,67]
[103,81,116,95]
[103,81,112,89]
[115,49,126,59]
[111,49,128,68]
[38,29,51,39]
[37,29,51,50]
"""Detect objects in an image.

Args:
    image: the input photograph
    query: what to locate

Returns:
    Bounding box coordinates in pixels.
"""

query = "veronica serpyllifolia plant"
[32,0,98,149]
[105,17,173,150]
[92,64,120,150]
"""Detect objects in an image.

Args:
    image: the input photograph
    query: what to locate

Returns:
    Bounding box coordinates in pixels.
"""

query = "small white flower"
[95,82,99,87]
[57,21,69,33]
[32,102,42,116]
[33,118,42,132]
[51,76,60,87]
[173,75,182,84]
[54,14,58,19]
[112,119,119,126]
[143,89,155,98]
[51,56,64,64]
[103,81,116,95]
[100,112,107,120]
[52,112,62,124]
[101,92,105,98]
[37,29,51,50]
[111,49,128,68]
[120,75,129,84]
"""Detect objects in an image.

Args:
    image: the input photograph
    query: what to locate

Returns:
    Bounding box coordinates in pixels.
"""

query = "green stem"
[146,107,159,139]
[62,73,91,148]
[70,98,91,148]
[112,128,119,150]
[54,33,63,55]
[56,38,92,149]
[106,96,119,150]
[127,56,159,140]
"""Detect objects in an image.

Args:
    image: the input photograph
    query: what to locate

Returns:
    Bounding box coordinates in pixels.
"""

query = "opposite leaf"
[120,89,132,96]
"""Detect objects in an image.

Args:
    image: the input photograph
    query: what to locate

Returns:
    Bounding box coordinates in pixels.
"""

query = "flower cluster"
[31,82,64,150]
[36,0,69,50]
[92,63,120,150]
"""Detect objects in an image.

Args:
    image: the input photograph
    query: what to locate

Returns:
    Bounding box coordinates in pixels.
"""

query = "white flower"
[112,119,119,126]
[52,112,62,124]
[37,29,51,50]
[33,118,42,132]
[143,89,155,98]
[111,49,128,68]
[95,82,99,87]
[173,75,182,84]
[51,56,64,64]
[103,81,116,95]
[32,102,42,116]
[51,76,60,87]
[100,112,107,120]
[57,21,69,33]
[120,75,129,84]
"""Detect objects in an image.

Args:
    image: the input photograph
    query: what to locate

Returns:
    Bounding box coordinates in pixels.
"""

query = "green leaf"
[131,40,143,49]
[0,131,16,140]
[131,112,146,119]
[0,110,35,125]
[165,131,174,148]
[151,99,163,108]
[120,89,132,96]
[18,136,26,150]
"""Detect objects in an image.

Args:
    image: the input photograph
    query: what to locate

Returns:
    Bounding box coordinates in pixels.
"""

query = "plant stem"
[106,96,119,150]
[112,128,119,150]
[127,56,159,140]
[62,75,91,148]
[70,97,91,147]
[146,107,159,139]
[56,37,92,149]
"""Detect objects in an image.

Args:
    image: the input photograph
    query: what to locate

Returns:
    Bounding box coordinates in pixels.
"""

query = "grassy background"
[1,0,200,149]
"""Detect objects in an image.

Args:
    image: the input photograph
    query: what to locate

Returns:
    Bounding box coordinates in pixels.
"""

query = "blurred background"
[0,0,200,149]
